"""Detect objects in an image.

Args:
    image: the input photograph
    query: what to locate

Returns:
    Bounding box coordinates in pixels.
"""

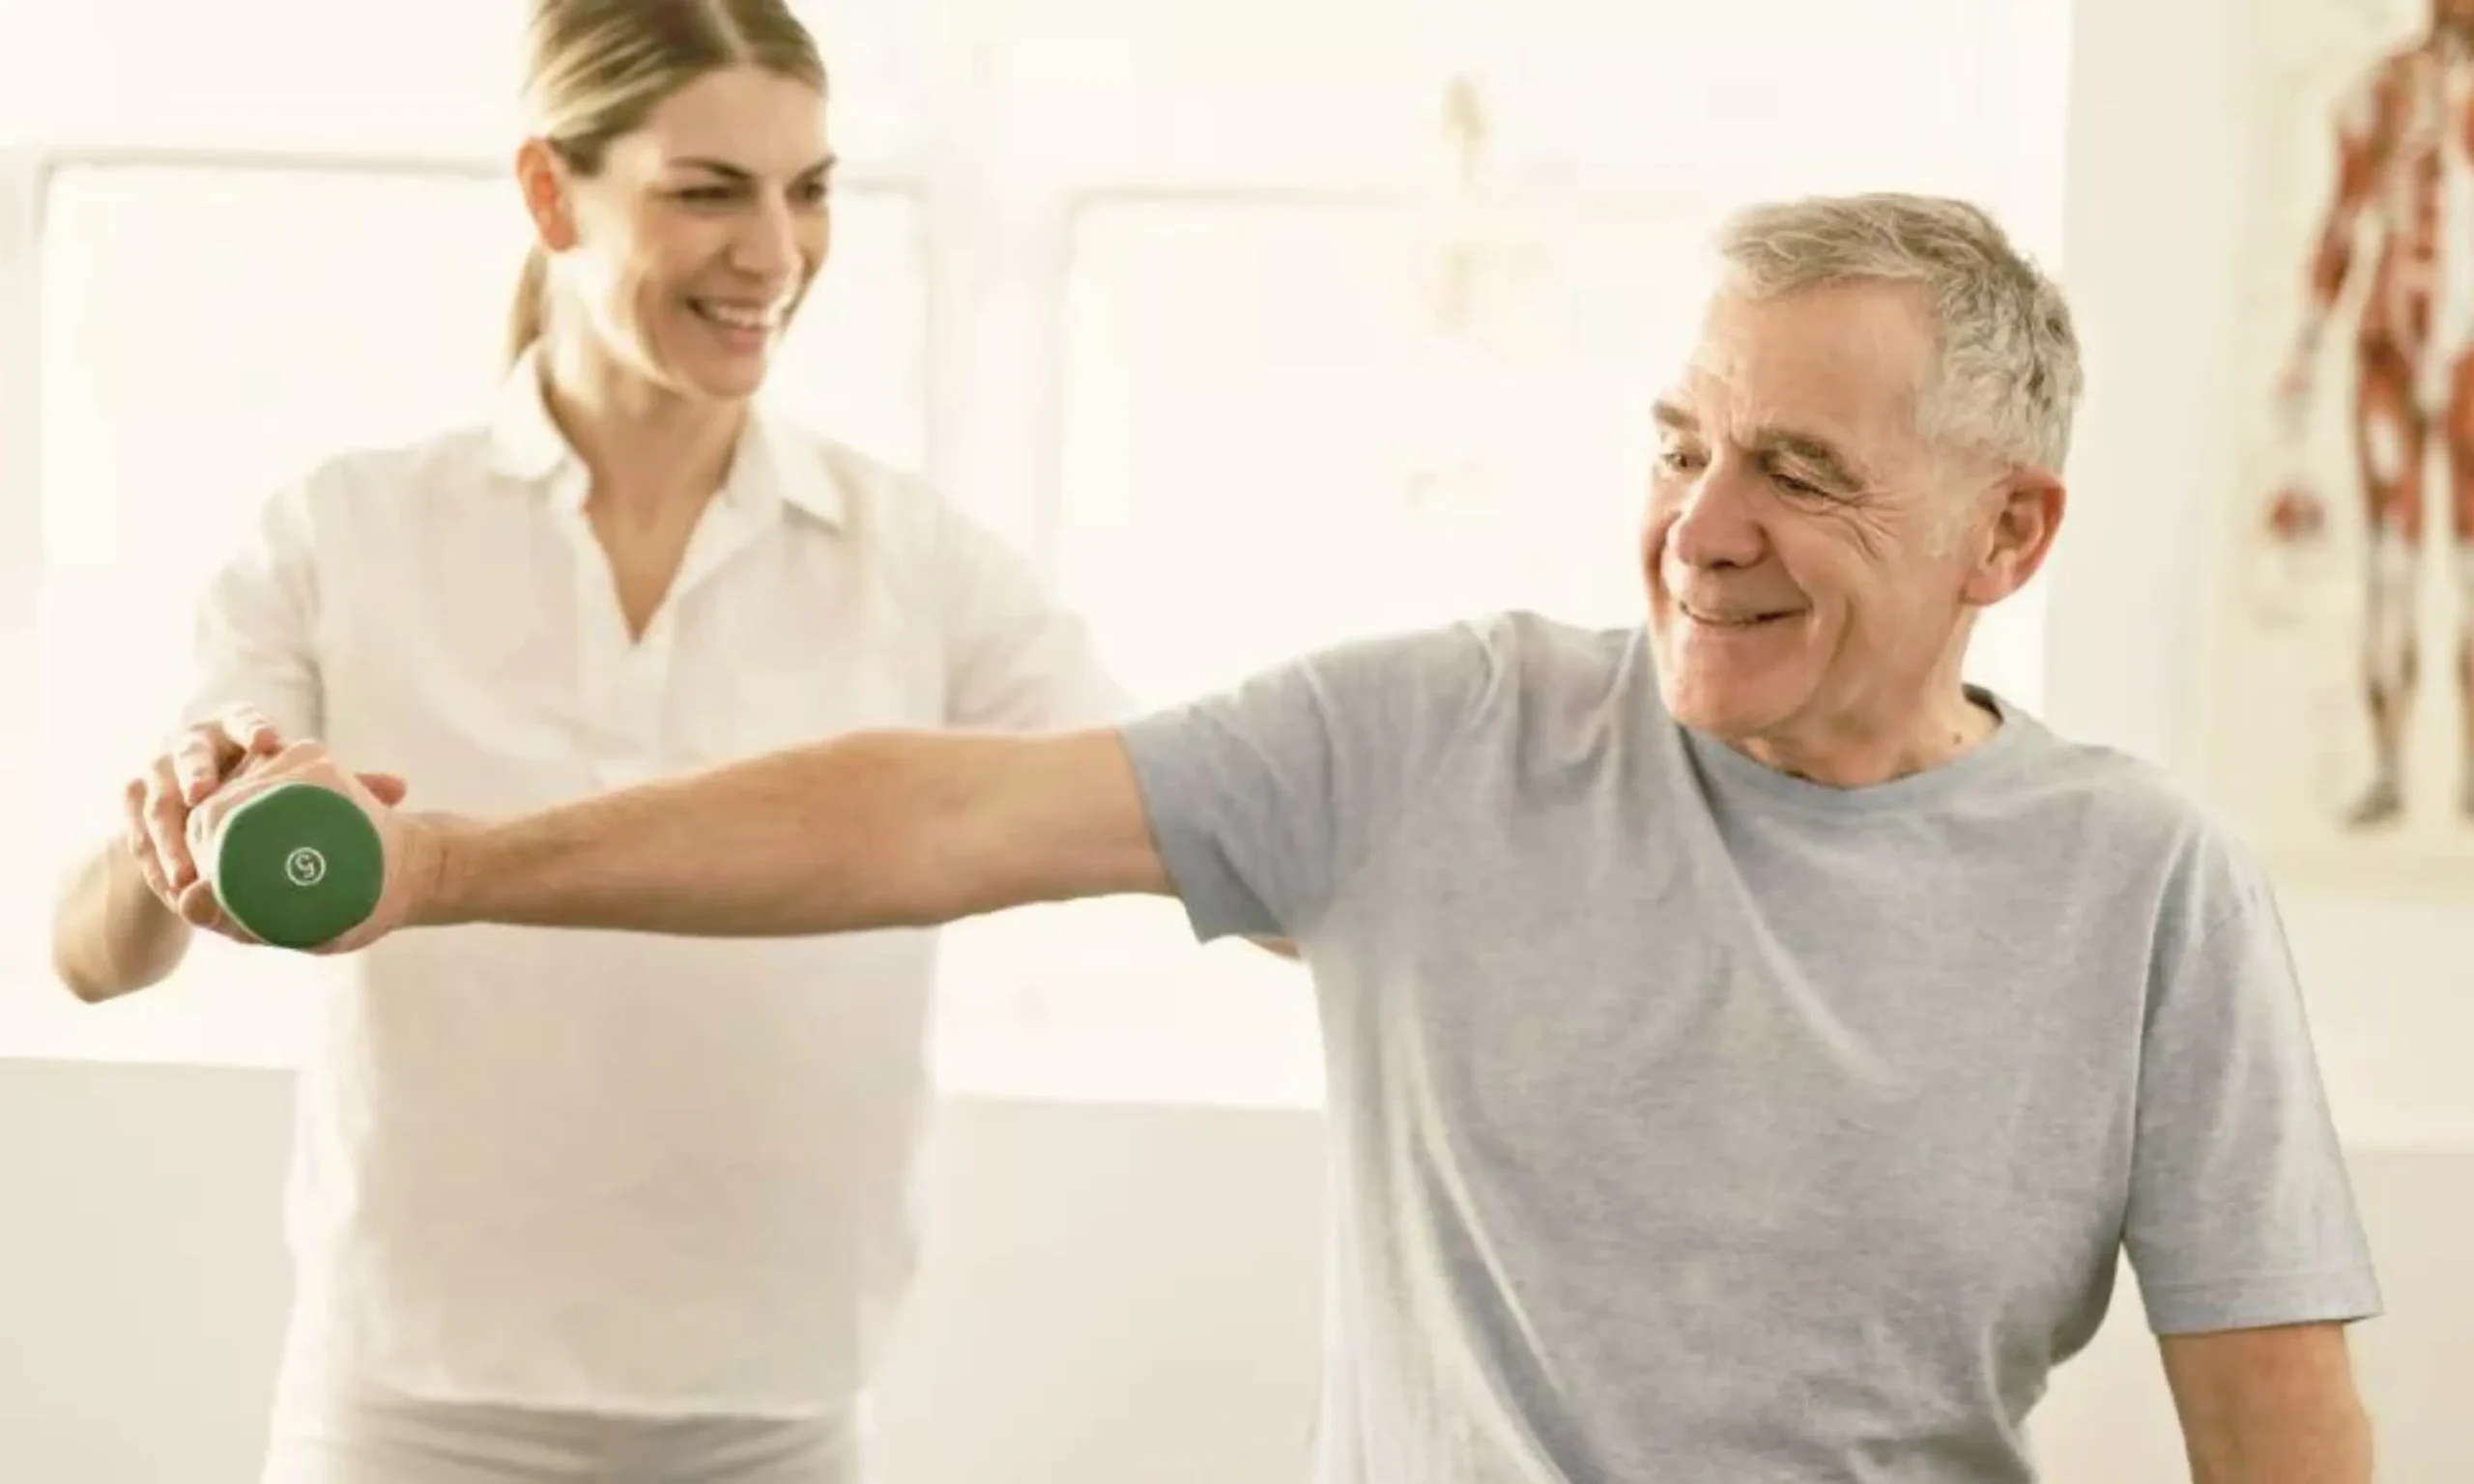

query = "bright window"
[1053,191,1706,703]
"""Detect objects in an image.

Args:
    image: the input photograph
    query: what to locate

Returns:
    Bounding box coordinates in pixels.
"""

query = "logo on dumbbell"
[285,848,329,888]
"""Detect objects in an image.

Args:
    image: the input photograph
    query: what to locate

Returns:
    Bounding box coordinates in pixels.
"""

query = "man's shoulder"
[1999,717,2275,930]
[1319,609,1640,723]
[1154,610,1629,756]
[1453,609,1643,696]
[1479,608,1639,662]
[1283,608,1612,674]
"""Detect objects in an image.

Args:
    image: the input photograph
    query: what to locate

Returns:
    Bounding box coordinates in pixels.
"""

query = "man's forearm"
[422,731,1011,938]
[50,840,192,1002]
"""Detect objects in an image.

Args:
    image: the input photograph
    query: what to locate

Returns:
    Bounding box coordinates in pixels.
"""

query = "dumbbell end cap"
[211,785,387,950]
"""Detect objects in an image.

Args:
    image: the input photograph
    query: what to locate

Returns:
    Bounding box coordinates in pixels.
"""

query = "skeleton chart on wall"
[2206,0,2474,885]
[1390,71,1667,633]
[1050,72,1707,712]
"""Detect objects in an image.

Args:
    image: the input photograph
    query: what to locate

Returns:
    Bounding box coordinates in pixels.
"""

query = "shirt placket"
[557,489,775,787]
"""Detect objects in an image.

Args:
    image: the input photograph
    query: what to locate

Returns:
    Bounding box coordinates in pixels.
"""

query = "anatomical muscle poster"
[2206,0,2474,888]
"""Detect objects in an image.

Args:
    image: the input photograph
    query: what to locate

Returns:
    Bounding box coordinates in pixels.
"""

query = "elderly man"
[181,193,2379,1482]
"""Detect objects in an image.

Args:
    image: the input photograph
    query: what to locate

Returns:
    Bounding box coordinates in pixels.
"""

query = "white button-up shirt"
[180,353,1123,1416]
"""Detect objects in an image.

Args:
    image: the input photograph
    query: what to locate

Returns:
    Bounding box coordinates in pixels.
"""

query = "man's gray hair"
[1714,193,2083,473]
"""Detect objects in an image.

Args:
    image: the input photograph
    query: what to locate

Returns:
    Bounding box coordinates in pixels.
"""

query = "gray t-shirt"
[1118,612,2381,1484]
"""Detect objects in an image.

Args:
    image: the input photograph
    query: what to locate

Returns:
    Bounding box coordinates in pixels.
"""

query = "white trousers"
[260,1382,868,1484]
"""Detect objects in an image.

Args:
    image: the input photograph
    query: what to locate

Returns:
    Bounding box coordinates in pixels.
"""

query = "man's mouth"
[1680,602,1798,629]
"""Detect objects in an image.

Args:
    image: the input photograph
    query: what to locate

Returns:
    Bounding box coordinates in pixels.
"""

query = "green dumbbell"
[196,783,387,950]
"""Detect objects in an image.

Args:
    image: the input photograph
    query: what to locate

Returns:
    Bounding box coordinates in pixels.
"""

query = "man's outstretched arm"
[428,729,1169,936]
[191,729,1172,948]
[188,621,1500,953]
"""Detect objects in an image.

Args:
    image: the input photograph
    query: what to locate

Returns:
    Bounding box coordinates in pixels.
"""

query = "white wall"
[4,1065,2470,1484]
[2050,0,2474,1152]
[2031,0,2474,1471]
[8,0,2474,1479]
[0,1062,1330,1484]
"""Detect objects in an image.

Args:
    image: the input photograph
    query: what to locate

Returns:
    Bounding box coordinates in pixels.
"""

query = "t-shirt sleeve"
[2123,841,2383,1335]
[932,496,1131,731]
[1113,617,1504,943]
[174,478,325,742]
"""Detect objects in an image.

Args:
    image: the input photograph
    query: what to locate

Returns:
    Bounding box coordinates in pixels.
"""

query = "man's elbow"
[2185,1406,2374,1484]
[2165,1323,2374,1484]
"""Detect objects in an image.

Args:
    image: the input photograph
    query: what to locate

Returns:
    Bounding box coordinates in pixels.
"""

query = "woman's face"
[531,64,834,404]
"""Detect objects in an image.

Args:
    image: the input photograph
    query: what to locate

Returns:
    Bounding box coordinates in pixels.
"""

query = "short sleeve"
[175,479,324,743]
[2124,843,2383,1335]
[933,499,1128,731]
[1114,618,1503,944]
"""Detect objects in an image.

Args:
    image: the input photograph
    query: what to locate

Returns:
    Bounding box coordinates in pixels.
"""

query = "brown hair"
[507,0,827,366]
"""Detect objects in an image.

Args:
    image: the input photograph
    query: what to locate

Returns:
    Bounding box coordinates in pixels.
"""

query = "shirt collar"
[484,345,847,528]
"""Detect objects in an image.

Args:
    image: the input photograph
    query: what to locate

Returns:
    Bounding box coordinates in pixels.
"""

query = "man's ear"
[1962,468,2066,606]
[514,138,580,253]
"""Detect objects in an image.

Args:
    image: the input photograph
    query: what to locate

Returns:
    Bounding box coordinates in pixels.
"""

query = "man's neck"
[1735,690,2001,789]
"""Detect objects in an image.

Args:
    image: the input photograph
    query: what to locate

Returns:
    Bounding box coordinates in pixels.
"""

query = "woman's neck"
[537,328,746,526]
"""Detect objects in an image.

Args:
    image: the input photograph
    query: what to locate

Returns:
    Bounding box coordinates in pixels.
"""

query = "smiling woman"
[35,1,1125,1480]
[505,0,834,392]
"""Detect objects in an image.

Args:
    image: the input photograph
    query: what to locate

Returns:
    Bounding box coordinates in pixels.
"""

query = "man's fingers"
[358,772,410,807]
